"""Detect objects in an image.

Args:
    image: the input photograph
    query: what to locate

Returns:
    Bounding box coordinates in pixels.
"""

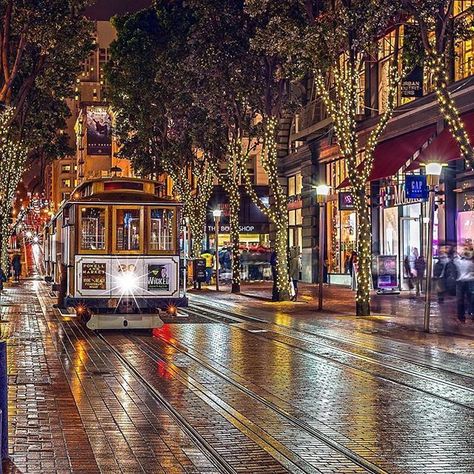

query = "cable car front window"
[150,208,175,251]
[81,207,106,251]
[116,208,141,251]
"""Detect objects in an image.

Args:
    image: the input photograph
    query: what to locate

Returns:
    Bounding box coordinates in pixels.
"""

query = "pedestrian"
[12,253,21,282]
[433,252,449,302]
[404,255,414,290]
[200,250,214,285]
[289,246,301,301]
[0,267,6,293]
[349,251,358,291]
[454,247,474,322]
[270,249,278,301]
[414,254,426,296]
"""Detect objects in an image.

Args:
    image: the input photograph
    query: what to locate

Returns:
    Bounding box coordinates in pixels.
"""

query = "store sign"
[147,264,170,291]
[82,262,106,290]
[380,183,422,208]
[339,192,355,210]
[401,66,423,98]
[193,259,206,283]
[206,224,269,233]
[405,175,428,200]
[376,255,398,289]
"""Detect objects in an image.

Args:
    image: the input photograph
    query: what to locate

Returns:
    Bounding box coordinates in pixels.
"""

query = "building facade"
[280,4,474,287]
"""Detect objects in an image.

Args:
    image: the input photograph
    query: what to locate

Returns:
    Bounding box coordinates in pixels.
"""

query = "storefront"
[205,186,271,282]
[456,172,474,248]
[379,176,444,290]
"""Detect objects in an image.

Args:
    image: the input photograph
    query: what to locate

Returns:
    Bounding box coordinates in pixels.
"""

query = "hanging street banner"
[86,106,112,156]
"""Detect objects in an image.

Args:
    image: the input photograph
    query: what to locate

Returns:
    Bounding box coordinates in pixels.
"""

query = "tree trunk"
[228,182,241,293]
[430,54,474,168]
[275,218,291,301]
[190,219,205,259]
[354,190,371,316]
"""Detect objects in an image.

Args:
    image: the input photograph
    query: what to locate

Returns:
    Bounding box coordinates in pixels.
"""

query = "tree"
[0,0,93,262]
[186,0,262,293]
[249,0,401,313]
[106,6,222,257]
[400,0,474,168]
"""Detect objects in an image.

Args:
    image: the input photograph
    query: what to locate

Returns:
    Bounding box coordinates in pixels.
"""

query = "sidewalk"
[189,281,474,340]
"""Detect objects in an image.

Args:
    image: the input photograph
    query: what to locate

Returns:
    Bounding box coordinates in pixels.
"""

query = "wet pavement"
[1,278,474,473]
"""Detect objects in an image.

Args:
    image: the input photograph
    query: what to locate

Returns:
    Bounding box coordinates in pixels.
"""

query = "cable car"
[44,176,187,329]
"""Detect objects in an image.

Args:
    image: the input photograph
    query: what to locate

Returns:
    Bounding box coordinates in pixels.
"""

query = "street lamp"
[212,209,223,291]
[424,162,443,333]
[315,184,331,311]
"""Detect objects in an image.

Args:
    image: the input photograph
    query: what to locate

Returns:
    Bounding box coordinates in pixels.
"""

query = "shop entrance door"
[399,203,423,290]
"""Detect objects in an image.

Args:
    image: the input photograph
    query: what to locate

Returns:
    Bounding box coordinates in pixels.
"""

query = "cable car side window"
[80,207,107,252]
[115,207,143,252]
[149,207,175,252]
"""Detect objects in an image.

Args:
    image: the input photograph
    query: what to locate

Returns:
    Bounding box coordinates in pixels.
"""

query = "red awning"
[337,125,436,189]
[407,111,474,171]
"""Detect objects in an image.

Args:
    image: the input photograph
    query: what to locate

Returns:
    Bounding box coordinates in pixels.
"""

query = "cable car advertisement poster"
[147,264,170,291]
[86,106,112,156]
[82,262,107,290]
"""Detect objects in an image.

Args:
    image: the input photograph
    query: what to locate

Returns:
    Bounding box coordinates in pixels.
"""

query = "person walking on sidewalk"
[414,254,426,296]
[289,246,301,301]
[454,247,474,322]
[349,251,358,291]
[433,252,449,302]
[200,250,214,285]
[12,253,21,282]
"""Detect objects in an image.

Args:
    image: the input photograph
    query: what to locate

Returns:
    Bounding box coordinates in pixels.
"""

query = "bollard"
[0,340,7,463]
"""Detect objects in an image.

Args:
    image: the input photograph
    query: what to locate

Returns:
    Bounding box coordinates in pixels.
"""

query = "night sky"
[85,0,153,20]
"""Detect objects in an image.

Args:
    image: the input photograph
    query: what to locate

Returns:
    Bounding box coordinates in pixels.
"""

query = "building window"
[62,179,72,188]
[454,0,474,81]
[80,207,106,251]
[149,208,175,252]
[61,164,72,173]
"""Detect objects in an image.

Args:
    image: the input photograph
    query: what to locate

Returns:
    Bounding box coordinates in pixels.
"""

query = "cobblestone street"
[2,278,474,473]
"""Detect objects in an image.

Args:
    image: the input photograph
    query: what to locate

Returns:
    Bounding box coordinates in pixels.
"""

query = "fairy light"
[313,52,402,315]
[427,52,473,169]
[239,117,291,300]
[0,107,28,268]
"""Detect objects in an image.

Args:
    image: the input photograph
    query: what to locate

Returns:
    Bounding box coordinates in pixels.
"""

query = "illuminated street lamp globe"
[315,184,331,203]
[212,209,223,219]
[425,162,443,187]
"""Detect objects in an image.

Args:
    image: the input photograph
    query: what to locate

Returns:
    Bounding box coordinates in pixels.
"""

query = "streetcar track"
[96,332,240,474]
[189,297,474,380]
[189,300,474,385]
[99,332,314,474]
[125,333,384,474]
[184,305,474,411]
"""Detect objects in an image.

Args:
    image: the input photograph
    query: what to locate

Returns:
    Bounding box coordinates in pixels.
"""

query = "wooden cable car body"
[44,177,187,329]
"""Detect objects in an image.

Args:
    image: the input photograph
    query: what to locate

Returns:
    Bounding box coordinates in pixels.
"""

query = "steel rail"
[185,304,474,411]
[130,333,388,474]
[96,333,239,474]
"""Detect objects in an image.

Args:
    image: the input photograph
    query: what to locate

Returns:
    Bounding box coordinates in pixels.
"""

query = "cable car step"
[86,313,164,331]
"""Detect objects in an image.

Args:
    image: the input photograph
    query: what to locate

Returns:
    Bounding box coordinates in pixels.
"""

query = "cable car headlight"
[116,271,139,294]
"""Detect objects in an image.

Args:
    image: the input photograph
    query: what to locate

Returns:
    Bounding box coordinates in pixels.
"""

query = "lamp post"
[315,184,331,311]
[212,209,222,291]
[424,162,442,333]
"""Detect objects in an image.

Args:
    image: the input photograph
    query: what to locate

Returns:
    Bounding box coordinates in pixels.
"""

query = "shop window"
[80,207,106,251]
[115,208,141,251]
[149,208,175,252]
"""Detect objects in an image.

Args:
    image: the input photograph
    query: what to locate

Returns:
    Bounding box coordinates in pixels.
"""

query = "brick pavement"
[189,281,474,342]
